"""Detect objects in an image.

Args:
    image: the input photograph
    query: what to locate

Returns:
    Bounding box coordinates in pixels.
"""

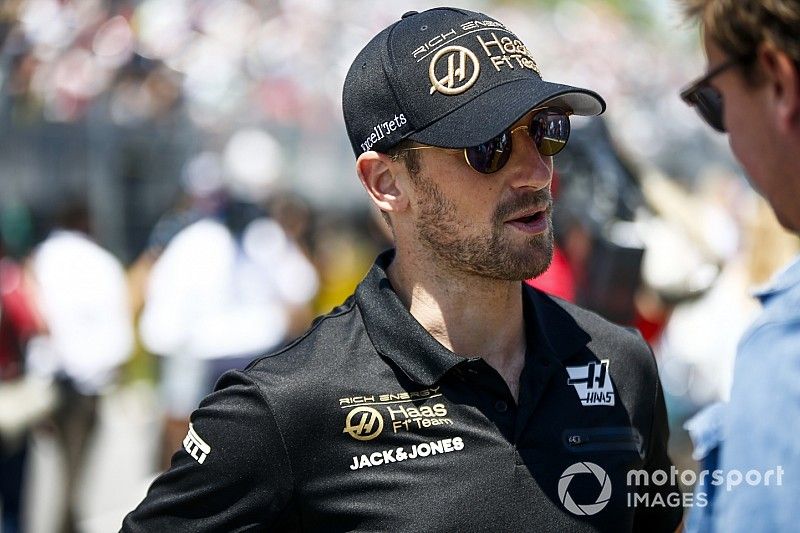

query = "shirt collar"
[355,249,590,386]
[752,253,800,303]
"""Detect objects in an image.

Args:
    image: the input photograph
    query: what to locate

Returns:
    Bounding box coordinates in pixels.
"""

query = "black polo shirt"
[122,250,683,532]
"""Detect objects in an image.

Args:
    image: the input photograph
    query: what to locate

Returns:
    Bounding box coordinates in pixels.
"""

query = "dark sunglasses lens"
[691,86,725,132]
[465,131,513,174]
[530,110,570,156]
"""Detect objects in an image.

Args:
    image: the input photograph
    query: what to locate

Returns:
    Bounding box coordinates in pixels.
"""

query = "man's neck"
[387,247,527,400]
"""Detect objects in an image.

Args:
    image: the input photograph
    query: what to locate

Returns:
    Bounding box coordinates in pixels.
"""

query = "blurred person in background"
[138,184,318,470]
[26,202,134,533]
[123,7,681,532]
[0,229,46,533]
[310,209,390,316]
[680,0,800,531]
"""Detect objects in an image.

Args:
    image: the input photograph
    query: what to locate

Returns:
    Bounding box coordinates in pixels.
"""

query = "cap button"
[401,10,418,19]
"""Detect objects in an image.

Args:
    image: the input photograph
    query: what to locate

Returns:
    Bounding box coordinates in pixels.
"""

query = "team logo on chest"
[339,387,453,441]
[566,360,615,406]
[343,406,384,441]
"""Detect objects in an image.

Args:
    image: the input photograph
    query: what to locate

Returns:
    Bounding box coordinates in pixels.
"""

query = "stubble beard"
[412,172,554,281]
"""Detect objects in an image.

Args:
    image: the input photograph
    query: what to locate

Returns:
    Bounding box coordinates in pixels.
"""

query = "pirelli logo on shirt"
[183,423,211,464]
[340,387,453,441]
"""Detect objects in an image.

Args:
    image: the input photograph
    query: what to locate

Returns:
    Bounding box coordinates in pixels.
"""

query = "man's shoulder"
[738,297,800,370]
[743,255,800,348]
[532,290,657,382]
[239,294,392,404]
[246,296,363,375]
[733,306,800,400]
[542,291,650,352]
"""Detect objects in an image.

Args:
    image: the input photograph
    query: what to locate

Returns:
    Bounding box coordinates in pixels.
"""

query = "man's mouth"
[505,205,548,224]
[508,211,546,224]
[504,206,550,234]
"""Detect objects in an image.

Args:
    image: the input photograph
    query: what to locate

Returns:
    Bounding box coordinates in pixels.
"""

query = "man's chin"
[516,257,554,281]
[482,249,554,282]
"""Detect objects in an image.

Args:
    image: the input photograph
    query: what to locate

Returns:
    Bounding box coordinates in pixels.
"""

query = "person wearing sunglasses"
[679,1,800,533]
[123,8,682,532]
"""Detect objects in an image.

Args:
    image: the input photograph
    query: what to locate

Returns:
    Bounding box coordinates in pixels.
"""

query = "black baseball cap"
[343,7,606,157]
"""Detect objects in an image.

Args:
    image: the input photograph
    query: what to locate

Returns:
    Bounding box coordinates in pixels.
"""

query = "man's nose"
[505,129,553,191]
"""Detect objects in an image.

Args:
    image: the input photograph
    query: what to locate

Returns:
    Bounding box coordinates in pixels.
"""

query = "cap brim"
[408,78,605,149]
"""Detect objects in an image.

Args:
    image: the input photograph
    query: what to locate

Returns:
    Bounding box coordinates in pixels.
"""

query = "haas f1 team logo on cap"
[429,45,480,95]
[566,360,615,406]
[343,406,384,441]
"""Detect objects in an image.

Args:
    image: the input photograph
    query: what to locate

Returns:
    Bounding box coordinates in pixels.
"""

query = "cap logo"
[428,45,480,96]
[476,32,541,76]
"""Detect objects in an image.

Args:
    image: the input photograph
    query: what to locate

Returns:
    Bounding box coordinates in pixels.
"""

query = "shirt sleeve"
[120,370,295,532]
[713,320,800,533]
[632,360,684,533]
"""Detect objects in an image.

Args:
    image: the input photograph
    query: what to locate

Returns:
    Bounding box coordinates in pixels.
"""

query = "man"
[680,1,800,531]
[123,7,682,532]
[29,205,134,533]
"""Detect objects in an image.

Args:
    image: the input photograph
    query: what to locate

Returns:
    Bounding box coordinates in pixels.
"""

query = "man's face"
[703,36,798,230]
[404,110,555,281]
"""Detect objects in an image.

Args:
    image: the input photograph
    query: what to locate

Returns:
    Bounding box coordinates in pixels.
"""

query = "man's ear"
[356,151,410,217]
[758,41,800,133]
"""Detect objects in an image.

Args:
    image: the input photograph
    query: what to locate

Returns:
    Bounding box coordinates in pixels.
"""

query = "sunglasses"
[680,57,745,132]
[402,108,571,174]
